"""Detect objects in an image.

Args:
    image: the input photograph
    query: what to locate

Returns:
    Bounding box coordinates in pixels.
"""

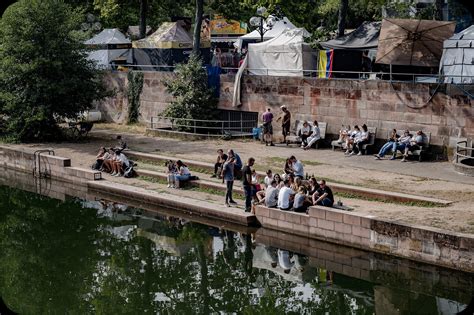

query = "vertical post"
[194,120,196,134]
[221,121,224,134]
[240,112,243,132]
[151,117,153,129]
[260,17,264,42]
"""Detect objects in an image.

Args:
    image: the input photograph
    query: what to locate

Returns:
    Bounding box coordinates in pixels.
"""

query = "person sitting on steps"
[211,149,227,178]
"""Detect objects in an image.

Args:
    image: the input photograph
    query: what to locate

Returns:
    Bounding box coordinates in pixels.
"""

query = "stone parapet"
[254,205,474,273]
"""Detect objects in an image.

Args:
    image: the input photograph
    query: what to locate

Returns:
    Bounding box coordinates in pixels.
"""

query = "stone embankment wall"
[0,146,101,183]
[99,71,473,147]
[255,205,474,273]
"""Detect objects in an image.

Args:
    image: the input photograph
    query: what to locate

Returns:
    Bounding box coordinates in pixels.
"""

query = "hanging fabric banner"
[318,49,333,78]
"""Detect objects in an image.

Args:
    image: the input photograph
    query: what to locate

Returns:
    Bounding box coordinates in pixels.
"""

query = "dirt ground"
[8,124,474,234]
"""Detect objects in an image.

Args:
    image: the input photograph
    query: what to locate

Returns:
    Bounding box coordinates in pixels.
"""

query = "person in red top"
[261,108,275,146]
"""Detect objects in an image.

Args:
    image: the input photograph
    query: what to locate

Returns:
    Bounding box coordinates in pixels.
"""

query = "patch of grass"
[94,122,146,134]
[334,192,443,208]
[140,175,167,185]
[188,186,244,200]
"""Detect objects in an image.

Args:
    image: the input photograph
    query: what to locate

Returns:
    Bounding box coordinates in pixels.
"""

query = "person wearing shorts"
[277,105,291,143]
[262,108,274,146]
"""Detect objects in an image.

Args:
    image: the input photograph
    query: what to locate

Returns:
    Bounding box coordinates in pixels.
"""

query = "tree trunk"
[139,0,147,39]
[193,0,204,56]
[337,0,348,38]
[435,0,444,20]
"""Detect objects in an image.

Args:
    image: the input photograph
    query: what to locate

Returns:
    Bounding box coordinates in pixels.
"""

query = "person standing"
[242,157,255,212]
[222,157,237,207]
[262,108,275,146]
[276,105,291,143]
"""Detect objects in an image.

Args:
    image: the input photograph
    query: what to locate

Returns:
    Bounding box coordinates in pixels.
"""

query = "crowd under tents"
[439,24,474,84]
[132,21,211,70]
[85,28,132,69]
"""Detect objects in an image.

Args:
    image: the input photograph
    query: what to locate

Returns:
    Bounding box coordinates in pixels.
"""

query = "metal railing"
[455,139,473,164]
[150,115,258,136]
[112,65,474,85]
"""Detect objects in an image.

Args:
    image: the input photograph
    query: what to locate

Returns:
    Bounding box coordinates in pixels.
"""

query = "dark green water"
[0,184,472,314]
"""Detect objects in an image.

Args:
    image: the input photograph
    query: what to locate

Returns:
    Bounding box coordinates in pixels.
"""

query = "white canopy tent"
[235,17,309,49]
[85,28,132,69]
[439,25,474,84]
[247,28,317,76]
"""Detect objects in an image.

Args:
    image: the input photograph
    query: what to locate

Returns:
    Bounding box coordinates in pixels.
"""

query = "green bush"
[163,55,217,131]
[0,0,108,142]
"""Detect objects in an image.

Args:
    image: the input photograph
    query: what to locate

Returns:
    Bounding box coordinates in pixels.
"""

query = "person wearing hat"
[276,105,291,143]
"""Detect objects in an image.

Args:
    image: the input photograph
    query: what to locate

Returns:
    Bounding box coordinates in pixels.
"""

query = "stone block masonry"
[0,146,102,183]
[254,205,474,273]
[99,72,473,148]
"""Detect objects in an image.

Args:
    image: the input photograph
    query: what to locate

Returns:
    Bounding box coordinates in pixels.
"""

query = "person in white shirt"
[278,249,294,274]
[171,160,191,188]
[264,181,279,208]
[350,124,369,156]
[345,125,361,154]
[401,130,425,162]
[303,120,321,150]
[111,149,129,176]
[277,180,295,210]
[289,156,304,179]
[391,130,412,160]
[298,121,312,147]
[263,169,274,187]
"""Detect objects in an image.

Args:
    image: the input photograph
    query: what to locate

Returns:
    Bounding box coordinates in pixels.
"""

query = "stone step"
[127,150,453,206]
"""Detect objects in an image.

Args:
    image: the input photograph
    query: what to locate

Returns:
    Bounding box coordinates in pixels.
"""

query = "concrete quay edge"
[87,180,257,227]
[127,150,452,205]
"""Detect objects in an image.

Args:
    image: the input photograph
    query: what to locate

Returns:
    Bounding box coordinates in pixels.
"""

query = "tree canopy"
[0,0,108,142]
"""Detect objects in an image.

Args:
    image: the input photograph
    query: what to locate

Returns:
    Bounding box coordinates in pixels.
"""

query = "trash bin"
[252,127,261,140]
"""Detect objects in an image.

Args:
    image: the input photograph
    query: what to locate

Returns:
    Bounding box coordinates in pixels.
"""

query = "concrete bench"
[332,127,377,154]
[286,121,327,148]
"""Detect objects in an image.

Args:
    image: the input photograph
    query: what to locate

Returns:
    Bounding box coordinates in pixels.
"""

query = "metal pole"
[240,112,243,132]
[194,120,196,134]
[260,17,264,42]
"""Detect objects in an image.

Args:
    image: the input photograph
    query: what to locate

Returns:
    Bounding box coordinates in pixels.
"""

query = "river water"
[0,172,472,314]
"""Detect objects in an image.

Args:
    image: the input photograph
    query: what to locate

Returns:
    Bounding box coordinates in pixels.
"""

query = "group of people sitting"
[374,129,425,162]
[246,156,334,213]
[165,160,192,189]
[92,136,132,177]
[334,124,370,156]
[256,171,334,213]
[297,120,322,150]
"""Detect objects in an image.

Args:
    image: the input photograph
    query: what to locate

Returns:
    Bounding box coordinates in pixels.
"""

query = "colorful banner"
[318,49,333,78]
[210,15,247,35]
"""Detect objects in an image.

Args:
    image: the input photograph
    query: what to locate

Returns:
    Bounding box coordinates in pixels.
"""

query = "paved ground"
[9,125,474,234]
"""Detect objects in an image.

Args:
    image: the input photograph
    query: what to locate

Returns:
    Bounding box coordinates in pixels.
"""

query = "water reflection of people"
[278,249,294,274]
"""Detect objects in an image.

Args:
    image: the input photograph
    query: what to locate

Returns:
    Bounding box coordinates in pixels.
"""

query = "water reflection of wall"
[255,227,474,311]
